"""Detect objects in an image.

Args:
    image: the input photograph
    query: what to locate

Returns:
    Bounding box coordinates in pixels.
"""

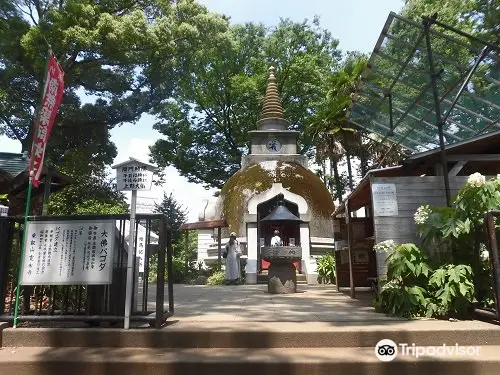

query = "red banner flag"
[30,52,64,188]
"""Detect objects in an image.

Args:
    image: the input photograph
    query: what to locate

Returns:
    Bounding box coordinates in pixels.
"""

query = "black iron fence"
[0,214,173,328]
[477,211,500,321]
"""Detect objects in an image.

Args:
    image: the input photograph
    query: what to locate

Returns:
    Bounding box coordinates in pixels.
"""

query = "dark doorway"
[257,194,301,272]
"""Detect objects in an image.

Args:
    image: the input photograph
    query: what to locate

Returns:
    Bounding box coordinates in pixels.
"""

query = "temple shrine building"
[194,67,336,284]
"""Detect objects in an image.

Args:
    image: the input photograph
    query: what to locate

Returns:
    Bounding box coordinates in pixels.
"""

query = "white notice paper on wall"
[372,183,398,217]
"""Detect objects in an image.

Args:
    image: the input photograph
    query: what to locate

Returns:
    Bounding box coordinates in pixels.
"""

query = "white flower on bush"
[414,205,431,224]
[467,172,486,188]
[373,240,397,253]
[480,244,489,262]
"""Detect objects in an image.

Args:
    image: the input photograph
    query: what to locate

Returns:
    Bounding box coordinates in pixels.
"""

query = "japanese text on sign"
[20,220,115,285]
[372,183,398,216]
[116,163,153,191]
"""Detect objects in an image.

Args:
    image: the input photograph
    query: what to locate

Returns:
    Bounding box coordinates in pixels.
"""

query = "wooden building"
[332,132,500,297]
[0,152,70,216]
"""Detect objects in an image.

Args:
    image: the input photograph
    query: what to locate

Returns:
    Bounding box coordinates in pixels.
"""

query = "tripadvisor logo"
[375,339,481,361]
[375,339,397,362]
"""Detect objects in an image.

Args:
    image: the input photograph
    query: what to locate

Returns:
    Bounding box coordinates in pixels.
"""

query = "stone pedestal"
[261,246,301,294]
[268,262,297,293]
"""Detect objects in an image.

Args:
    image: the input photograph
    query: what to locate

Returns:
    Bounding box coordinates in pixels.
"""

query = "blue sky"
[0,0,404,221]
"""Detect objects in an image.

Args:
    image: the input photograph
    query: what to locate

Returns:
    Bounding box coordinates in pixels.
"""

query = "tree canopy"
[402,0,499,42]
[153,191,188,244]
[149,17,341,188]
[1,0,229,212]
[2,0,497,211]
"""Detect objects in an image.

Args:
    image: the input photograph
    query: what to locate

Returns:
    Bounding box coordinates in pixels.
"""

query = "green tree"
[149,17,341,188]
[402,0,499,42]
[306,53,368,200]
[1,0,229,213]
[153,192,188,245]
[47,162,128,215]
[0,0,229,167]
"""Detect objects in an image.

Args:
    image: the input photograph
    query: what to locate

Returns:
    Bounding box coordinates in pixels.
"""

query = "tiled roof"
[0,152,29,178]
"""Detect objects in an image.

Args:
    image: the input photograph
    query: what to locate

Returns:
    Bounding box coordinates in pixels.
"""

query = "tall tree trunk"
[345,149,354,192]
[331,159,342,205]
[21,134,31,153]
[358,133,368,177]
[322,160,327,186]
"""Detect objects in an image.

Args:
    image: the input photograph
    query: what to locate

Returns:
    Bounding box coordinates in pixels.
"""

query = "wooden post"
[41,170,52,215]
[184,230,189,273]
[217,227,222,271]
[335,250,340,292]
[345,201,355,299]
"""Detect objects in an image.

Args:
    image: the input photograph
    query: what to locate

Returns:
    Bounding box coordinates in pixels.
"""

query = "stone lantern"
[260,198,302,293]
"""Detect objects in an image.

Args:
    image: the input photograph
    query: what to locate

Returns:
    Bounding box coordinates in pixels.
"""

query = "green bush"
[147,254,188,283]
[386,243,432,285]
[207,270,225,285]
[375,243,432,318]
[375,278,429,318]
[427,264,476,318]
[316,253,336,284]
[415,174,500,305]
[375,243,477,319]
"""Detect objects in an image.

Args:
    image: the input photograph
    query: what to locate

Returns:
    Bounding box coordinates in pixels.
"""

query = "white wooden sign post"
[112,157,156,329]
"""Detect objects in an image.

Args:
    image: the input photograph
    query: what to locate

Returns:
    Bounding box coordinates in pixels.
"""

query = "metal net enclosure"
[350,12,499,154]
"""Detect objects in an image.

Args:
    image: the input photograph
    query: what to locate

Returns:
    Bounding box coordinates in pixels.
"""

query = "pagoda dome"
[213,160,335,237]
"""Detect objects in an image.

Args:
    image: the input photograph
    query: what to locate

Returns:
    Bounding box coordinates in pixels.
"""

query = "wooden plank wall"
[371,176,468,248]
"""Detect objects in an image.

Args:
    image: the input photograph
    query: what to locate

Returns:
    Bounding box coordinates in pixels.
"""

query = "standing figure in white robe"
[271,230,282,247]
[224,232,241,284]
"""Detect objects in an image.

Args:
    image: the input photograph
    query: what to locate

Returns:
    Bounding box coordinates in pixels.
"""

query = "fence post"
[155,217,166,328]
[485,212,500,318]
[167,226,174,316]
[0,219,14,315]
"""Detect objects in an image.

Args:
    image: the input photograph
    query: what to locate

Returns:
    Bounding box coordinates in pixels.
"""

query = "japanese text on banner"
[31,52,64,187]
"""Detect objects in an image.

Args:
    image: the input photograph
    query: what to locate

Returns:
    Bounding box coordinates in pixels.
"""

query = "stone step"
[1,346,499,375]
[3,320,500,349]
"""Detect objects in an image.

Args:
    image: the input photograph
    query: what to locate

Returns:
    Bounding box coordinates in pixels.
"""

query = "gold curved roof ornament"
[260,66,285,120]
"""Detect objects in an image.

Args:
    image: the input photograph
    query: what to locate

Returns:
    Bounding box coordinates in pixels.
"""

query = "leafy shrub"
[386,243,432,285]
[316,253,336,284]
[427,264,476,318]
[375,243,476,319]
[375,243,432,318]
[148,254,188,283]
[414,174,500,306]
[207,270,225,285]
[376,278,428,318]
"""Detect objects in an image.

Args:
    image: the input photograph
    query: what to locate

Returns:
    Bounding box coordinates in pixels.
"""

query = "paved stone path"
[145,284,404,322]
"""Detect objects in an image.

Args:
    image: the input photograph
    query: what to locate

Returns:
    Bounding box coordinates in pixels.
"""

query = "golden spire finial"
[260,66,285,120]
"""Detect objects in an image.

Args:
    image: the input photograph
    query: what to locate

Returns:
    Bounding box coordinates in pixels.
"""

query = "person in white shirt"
[224,232,241,284]
[270,230,282,247]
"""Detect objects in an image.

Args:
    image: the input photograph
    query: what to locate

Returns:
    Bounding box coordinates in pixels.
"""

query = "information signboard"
[372,183,398,216]
[20,220,115,285]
